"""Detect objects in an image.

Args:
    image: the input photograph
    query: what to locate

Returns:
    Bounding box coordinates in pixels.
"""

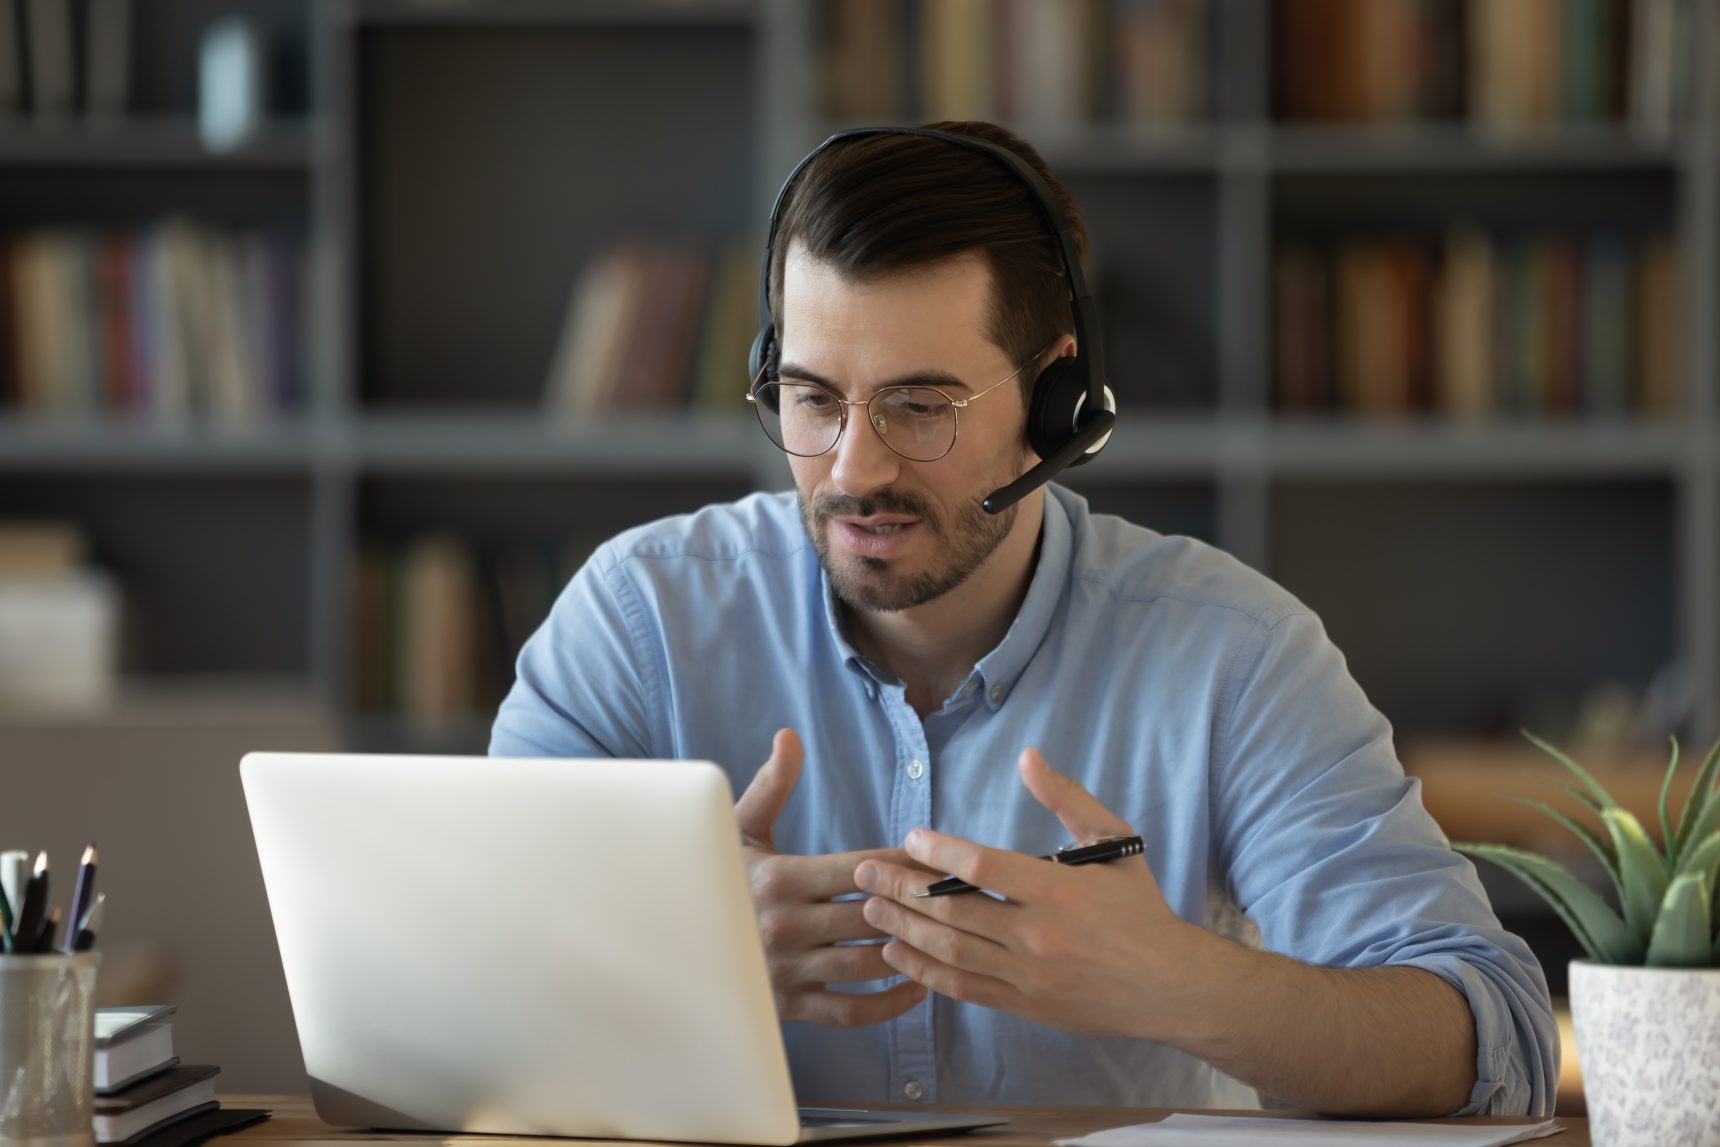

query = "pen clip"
[1056,835,1132,852]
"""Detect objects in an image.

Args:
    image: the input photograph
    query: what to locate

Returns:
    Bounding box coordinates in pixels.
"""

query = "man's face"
[776,245,1037,614]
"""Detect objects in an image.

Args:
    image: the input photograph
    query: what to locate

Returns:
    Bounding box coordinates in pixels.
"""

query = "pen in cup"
[12,852,48,951]
[913,834,1145,898]
[63,845,97,955]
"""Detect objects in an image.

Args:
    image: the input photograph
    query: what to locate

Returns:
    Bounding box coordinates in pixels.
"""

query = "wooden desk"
[220,1095,1590,1147]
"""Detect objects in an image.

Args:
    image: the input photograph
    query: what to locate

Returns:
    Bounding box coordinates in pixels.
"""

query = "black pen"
[913,835,1145,898]
[12,851,48,951]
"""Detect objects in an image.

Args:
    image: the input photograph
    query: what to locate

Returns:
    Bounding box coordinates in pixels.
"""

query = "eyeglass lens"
[753,382,957,461]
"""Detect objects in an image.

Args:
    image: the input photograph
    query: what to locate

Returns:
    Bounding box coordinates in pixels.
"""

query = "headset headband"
[755,126,1106,414]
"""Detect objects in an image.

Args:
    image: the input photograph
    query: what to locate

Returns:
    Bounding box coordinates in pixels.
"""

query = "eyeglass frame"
[746,345,1052,464]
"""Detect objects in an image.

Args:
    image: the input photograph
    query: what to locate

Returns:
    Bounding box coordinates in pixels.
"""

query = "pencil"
[64,844,96,955]
[72,894,105,953]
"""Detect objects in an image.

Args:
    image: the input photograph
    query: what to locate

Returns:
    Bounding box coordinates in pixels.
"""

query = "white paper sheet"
[1055,1113,1565,1147]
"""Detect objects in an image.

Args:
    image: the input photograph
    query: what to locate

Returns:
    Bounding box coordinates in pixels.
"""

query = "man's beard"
[798,460,1025,613]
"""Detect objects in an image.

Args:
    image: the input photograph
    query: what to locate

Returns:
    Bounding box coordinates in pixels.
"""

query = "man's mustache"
[814,491,942,531]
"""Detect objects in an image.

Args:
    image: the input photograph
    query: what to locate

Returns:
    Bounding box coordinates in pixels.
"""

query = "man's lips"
[830,516,924,558]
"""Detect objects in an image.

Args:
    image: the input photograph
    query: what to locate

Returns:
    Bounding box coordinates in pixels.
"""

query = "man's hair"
[767,120,1089,390]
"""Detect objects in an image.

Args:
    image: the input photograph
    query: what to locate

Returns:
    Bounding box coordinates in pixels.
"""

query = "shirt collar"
[817,486,1076,711]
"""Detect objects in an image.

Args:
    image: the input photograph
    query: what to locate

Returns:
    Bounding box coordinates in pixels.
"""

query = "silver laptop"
[240,752,1007,1145]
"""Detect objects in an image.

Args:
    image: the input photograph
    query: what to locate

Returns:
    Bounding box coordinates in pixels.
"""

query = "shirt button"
[960,680,976,697]
[988,684,1006,704]
[864,684,877,701]
[905,758,925,780]
[902,1080,924,1101]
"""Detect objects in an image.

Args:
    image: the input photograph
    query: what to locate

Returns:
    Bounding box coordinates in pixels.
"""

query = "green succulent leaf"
[1521,729,1617,810]
[1645,872,1713,967]
[1658,736,1681,866]
[1677,829,1720,884]
[1672,737,1720,872]
[1603,806,1670,943]
[1551,781,1607,820]
[1452,841,1644,965]
[1503,795,1620,893]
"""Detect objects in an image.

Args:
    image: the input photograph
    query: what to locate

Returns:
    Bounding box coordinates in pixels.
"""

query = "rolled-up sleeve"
[1210,609,1559,1117]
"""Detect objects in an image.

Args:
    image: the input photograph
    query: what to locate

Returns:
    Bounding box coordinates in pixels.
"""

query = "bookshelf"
[2,0,1717,769]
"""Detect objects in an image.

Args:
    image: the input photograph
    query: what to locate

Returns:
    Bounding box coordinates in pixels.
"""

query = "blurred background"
[0,0,1715,1115]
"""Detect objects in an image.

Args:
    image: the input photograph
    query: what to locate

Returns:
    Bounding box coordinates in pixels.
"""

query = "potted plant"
[1451,731,1720,1147]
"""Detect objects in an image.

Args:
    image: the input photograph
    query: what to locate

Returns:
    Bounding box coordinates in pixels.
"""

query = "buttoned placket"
[873,676,938,1104]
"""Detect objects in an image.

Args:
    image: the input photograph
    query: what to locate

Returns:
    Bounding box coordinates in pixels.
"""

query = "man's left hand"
[852,747,1196,1038]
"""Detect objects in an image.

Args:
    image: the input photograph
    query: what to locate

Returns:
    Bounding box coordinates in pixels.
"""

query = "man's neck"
[845,494,1045,717]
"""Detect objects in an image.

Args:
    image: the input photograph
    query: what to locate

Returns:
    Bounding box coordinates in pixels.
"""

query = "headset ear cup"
[1025,357,1086,460]
[747,324,775,387]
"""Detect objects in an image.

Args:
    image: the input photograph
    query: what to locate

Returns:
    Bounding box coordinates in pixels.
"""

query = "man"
[490,122,1557,1118]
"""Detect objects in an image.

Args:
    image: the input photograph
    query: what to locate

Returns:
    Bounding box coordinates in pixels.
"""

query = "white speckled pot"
[1568,960,1720,1147]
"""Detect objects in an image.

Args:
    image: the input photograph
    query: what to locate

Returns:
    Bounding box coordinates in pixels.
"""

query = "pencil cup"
[0,953,100,1147]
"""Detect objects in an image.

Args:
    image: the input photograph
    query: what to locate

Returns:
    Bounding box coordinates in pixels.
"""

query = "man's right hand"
[735,727,931,1027]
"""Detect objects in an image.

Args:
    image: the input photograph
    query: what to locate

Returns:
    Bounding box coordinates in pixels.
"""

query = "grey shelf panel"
[1255,419,1699,478]
[350,411,775,474]
[0,118,315,170]
[1265,124,1684,174]
[0,418,321,471]
[1,414,1706,479]
[344,0,756,28]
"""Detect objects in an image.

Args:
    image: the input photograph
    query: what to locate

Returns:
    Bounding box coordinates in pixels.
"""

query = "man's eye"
[795,390,836,409]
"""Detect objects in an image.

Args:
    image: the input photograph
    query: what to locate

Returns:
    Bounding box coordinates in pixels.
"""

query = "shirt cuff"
[1393,952,1560,1117]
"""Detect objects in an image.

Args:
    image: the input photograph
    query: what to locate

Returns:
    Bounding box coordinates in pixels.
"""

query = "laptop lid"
[242,753,806,1145]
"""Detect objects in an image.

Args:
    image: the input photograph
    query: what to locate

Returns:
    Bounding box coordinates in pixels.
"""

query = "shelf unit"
[1,0,1715,760]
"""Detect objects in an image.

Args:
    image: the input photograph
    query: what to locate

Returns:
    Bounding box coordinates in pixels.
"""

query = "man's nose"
[829,404,903,497]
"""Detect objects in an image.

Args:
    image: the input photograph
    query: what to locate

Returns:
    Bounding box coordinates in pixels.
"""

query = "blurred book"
[93,1063,218,1145]
[818,0,1206,128]
[96,1024,177,1095]
[0,520,118,713]
[0,221,310,424]
[1273,229,1680,419]
[1275,0,1691,132]
[355,536,595,727]
[542,239,758,419]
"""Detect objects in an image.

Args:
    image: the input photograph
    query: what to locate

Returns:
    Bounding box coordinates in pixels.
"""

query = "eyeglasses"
[747,351,1045,463]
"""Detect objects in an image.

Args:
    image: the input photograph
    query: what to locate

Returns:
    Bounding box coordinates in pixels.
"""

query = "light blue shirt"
[491,483,1559,1116]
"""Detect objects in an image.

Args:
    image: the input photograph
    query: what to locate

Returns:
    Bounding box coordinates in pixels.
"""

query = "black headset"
[748,126,1117,515]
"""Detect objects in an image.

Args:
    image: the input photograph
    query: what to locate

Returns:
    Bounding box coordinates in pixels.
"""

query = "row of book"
[353,537,590,726]
[0,222,314,423]
[1277,0,1695,133]
[93,1004,266,1146]
[541,242,757,418]
[1273,230,1680,418]
[820,0,1206,127]
[0,0,129,117]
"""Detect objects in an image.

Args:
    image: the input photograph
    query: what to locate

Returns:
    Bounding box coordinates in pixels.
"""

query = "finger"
[880,940,1014,1012]
[1017,748,1135,843]
[735,728,803,849]
[780,981,927,1028]
[853,858,1019,942]
[757,900,889,952]
[770,942,898,987]
[761,847,936,903]
[900,828,1052,903]
[861,895,1014,983]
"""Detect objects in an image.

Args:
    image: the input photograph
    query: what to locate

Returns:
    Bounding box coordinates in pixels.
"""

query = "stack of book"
[0,221,312,424]
[1273,229,1679,419]
[1275,0,1695,135]
[92,1005,267,1147]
